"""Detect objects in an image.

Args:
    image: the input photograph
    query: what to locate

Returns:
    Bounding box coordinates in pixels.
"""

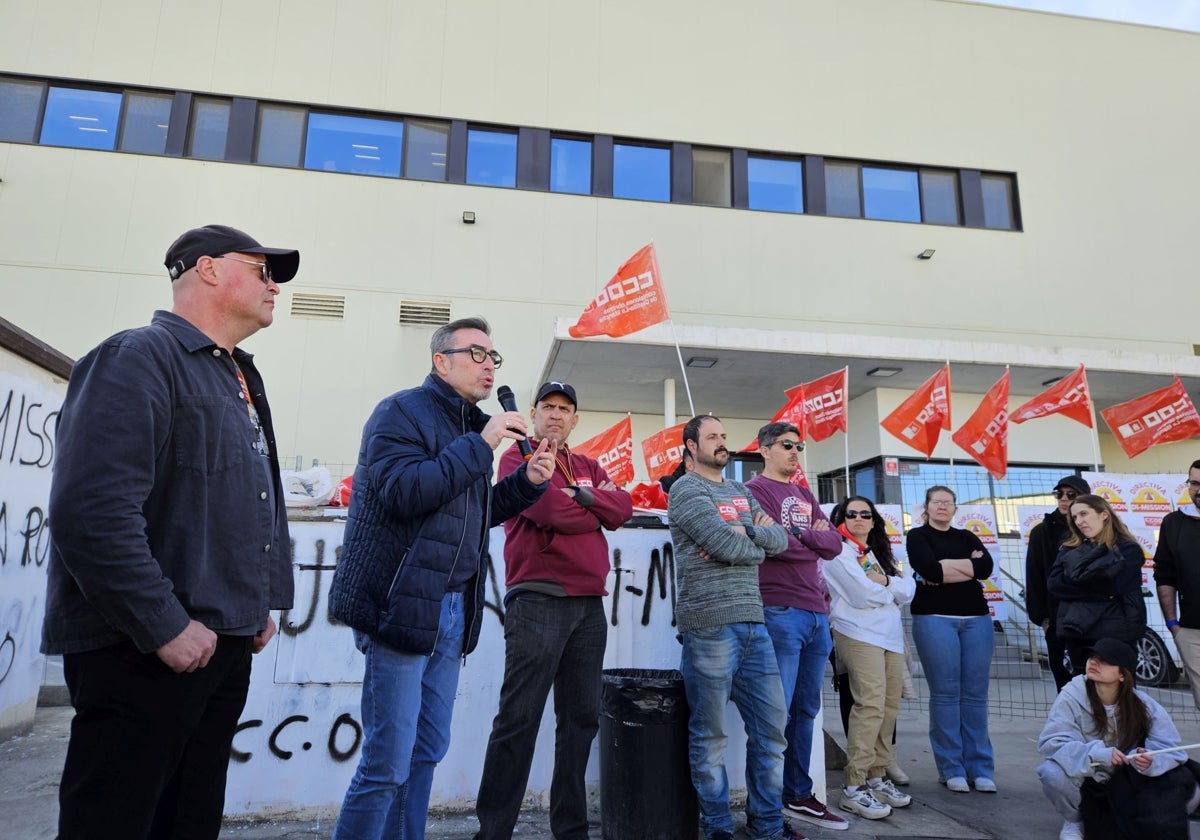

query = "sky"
[959,0,1200,32]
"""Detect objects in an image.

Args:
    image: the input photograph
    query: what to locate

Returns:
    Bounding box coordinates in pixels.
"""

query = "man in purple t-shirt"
[746,422,846,832]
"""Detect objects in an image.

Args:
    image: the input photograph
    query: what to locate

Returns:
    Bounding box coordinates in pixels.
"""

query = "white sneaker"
[942,776,970,793]
[839,785,892,820]
[973,777,997,793]
[1059,820,1084,840]
[868,777,912,808]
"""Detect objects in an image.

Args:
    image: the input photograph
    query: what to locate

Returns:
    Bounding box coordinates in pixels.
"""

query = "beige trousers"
[1174,626,1200,711]
[833,629,904,787]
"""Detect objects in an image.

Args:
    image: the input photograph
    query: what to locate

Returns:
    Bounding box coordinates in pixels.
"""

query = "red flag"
[641,422,688,478]
[572,416,635,487]
[569,243,670,338]
[801,369,848,442]
[1011,365,1093,428]
[1101,376,1200,459]
[789,461,813,491]
[951,370,1010,480]
[880,365,952,457]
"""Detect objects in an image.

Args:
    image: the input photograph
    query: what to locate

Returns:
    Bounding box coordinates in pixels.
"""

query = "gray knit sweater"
[668,472,789,633]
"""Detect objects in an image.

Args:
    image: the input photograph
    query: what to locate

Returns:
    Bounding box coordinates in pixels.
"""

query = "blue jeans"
[333,592,465,840]
[911,613,995,782]
[475,594,607,840]
[680,622,787,840]
[763,607,831,801]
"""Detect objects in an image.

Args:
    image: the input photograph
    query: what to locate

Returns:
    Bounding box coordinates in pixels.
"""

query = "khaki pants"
[1174,626,1200,711]
[833,630,903,787]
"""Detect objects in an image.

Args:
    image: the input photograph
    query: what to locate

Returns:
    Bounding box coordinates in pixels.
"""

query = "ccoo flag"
[1101,376,1200,459]
[951,370,1010,480]
[802,369,848,442]
[1011,365,1093,428]
[569,243,671,338]
[880,364,952,457]
[572,416,635,487]
[641,422,688,479]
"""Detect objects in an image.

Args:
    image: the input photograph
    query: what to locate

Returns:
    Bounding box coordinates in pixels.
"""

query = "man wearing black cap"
[474,382,633,840]
[1026,475,1091,690]
[42,224,300,838]
[1155,459,1200,710]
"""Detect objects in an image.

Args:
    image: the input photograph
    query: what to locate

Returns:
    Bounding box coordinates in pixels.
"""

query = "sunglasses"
[1053,489,1080,500]
[771,440,804,451]
[843,510,873,520]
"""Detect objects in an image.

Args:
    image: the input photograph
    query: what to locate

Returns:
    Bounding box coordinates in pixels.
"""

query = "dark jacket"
[328,374,544,656]
[1049,539,1146,642]
[43,311,293,655]
[1152,510,1200,628]
[1026,510,1072,628]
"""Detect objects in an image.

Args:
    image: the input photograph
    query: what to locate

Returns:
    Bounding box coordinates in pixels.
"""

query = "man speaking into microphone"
[329,317,555,840]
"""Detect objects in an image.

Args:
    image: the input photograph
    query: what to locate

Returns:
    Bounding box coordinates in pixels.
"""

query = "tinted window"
[550,137,591,194]
[304,112,402,176]
[863,167,920,223]
[188,97,230,159]
[466,128,517,187]
[982,174,1015,229]
[747,156,803,213]
[613,143,670,202]
[0,77,45,143]
[40,87,121,150]
[256,104,305,167]
[825,162,861,218]
[920,169,960,225]
[119,91,171,154]
[692,148,731,207]
[405,119,449,181]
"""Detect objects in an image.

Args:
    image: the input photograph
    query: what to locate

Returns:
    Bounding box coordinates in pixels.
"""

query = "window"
[0,77,45,143]
[40,87,121,150]
[920,169,960,225]
[303,112,402,177]
[747,156,803,213]
[692,148,731,207]
[255,104,305,167]
[613,142,670,202]
[550,136,591,194]
[981,174,1016,229]
[825,161,861,218]
[404,119,449,181]
[863,166,920,223]
[466,128,517,187]
[119,91,172,154]
[188,96,231,159]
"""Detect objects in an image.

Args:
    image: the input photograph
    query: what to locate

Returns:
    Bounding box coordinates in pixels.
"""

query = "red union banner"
[641,422,688,479]
[1101,376,1200,459]
[572,416,635,487]
[771,384,808,441]
[801,368,848,442]
[1011,364,1093,428]
[569,243,671,338]
[880,365,952,457]
[952,370,1010,480]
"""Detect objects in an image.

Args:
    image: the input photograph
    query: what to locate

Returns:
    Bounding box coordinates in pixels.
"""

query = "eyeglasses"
[441,344,503,368]
[215,255,273,285]
[1053,489,1080,500]
[927,498,955,507]
[770,440,804,451]
[843,510,874,520]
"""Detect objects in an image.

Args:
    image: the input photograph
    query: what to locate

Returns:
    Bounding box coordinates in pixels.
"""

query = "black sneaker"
[783,795,849,831]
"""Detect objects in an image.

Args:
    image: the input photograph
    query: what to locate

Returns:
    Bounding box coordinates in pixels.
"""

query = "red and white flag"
[569,243,670,338]
[1011,365,1093,428]
[1101,376,1200,459]
[951,370,1010,480]
[572,416,635,487]
[801,368,848,442]
[641,422,688,479]
[880,365,952,457]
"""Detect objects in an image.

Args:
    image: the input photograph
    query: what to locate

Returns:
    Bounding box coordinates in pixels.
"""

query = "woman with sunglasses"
[1048,494,1146,678]
[827,497,916,820]
[907,485,996,794]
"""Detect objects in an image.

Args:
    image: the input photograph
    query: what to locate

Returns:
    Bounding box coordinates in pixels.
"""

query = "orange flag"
[802,369,848,442]
[1101,376,1200,459]
[641,422,688,479]
[740,385,808,451]
[1011,365,1093,428]
[880,365,952,457]
[569,243,671,338]
[952,370,1010,479]
[572,416,635,487]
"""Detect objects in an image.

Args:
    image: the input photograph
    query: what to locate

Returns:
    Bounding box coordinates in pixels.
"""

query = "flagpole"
[841,367,850,494]
[843,430,850,496]
[1084,370,1101,472]
[667,320,696,417]
[946,360,956,493]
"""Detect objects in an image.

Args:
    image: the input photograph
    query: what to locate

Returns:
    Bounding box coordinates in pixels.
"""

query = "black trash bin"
[599,668,698,840]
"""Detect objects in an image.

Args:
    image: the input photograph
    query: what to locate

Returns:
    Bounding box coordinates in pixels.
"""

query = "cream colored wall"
[1,0,1198,464]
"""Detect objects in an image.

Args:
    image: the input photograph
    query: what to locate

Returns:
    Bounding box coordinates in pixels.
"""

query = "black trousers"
[1046,625,1072,691]
[58,635,253,840]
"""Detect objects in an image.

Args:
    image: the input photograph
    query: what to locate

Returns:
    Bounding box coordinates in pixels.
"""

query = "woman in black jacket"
[1048,494,1147,678]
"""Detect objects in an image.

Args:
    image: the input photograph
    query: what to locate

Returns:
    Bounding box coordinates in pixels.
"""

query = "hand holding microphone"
[495,385,533,458]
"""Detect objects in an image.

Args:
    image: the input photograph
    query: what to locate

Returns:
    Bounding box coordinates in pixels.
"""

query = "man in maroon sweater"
[746,422,847,832]
[475,382,633,840]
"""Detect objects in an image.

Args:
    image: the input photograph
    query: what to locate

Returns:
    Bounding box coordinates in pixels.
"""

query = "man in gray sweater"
[668,415,799,840]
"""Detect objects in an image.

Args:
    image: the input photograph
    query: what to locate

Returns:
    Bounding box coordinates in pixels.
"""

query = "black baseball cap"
[164,224,300,283]
[1087,638,1137,675]
[535,381,577,408]
[1054,475,1091,495]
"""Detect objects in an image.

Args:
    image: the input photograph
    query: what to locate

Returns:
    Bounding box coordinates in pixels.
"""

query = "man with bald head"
[43,224,300,839]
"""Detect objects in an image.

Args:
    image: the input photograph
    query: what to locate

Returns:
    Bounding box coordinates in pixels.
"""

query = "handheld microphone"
[495,385,533,459]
